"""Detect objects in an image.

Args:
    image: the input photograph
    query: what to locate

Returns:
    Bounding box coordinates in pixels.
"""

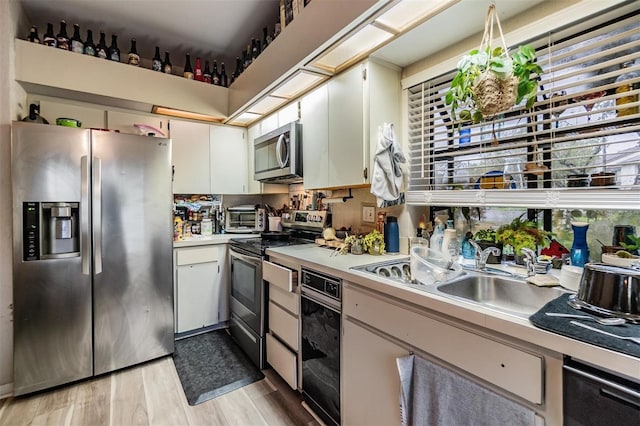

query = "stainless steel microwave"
[254,121,302,183]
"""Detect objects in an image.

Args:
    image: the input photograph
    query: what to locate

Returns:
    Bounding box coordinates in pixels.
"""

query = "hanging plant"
[445,5,543,124]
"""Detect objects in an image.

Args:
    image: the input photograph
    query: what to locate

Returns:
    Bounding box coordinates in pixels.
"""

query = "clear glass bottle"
[615,60,639,117]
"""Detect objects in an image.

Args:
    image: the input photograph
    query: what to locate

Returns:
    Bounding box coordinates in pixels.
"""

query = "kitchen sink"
[352,259,567,318]
[430,274,567,317]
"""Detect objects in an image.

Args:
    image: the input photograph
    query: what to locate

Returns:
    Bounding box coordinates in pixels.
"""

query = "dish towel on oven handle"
[371,122,406,208]
[396,354,536,426]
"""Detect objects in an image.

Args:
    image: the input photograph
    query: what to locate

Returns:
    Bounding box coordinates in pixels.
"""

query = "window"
[407,7,640,211]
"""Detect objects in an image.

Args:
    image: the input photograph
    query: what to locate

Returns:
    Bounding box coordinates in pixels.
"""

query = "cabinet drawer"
[269,284,299,315]
[266,332,297,390]
[176,246,219,266]
[344,286,543,404]
[263,260,297,292]
[269,301,298,350]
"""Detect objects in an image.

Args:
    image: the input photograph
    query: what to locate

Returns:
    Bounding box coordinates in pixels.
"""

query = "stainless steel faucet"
[468,240,501,271]
[520,247,537,277]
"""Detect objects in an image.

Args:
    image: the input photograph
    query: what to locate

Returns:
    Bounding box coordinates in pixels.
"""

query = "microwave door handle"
[276,134,289,168]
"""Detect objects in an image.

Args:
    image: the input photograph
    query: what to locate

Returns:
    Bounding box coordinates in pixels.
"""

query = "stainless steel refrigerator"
[11,122,174,396]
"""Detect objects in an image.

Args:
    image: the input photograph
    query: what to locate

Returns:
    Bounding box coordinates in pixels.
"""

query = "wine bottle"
[27,25,41,44]
[194,57,203,81]
[152,46,162,71]
[56,20,69,50]
[232,56,243,83]
[83,29,96,56]
[96,31,108,59]
[244,44,252,69]
[211,60,220,85]
[127,38,140,66]
[108,35,120,62]
[262,26,271,51]
[251,38,259,61]
[183,53,194,79]
[203,60,212,84]
[43,23,56,47]
[70,24,83,53]
[162,51,172,74]
[220,62,228,87]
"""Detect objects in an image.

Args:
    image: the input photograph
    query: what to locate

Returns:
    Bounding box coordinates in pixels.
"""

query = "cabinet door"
[277,102,299,125]
[301,84,329,190]
[38,98,106,129]
[107,110,168,136]
[342,318,406,426]
[328,64,365,187]
[176,262,219,333]
[210,125,248,194]
[246,124,262,194]
[170,120,211,194]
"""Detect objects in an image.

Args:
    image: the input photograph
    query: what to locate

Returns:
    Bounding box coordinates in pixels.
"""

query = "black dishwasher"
[301,268,341,426]
[564,358,640,425]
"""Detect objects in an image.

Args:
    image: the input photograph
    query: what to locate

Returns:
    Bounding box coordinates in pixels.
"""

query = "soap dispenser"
[430,218,445,253]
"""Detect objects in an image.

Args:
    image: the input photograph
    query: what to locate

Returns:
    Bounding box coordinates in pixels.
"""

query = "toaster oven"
[225,205,266,233]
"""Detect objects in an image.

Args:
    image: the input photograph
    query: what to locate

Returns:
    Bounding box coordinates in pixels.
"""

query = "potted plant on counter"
[362,230,385,255]
[496,214,551,263]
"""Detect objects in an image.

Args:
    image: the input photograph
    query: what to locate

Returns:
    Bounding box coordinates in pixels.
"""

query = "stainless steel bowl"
[572,263,640,322]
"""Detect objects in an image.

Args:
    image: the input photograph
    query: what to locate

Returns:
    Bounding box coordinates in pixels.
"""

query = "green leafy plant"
[473,228,498,243]
[445,45,543,124]
[496,214,551,256]
[620,235,640,255]
[362,230,385,255]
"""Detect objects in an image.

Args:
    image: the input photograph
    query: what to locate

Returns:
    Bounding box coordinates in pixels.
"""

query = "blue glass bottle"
[570,222,590,267]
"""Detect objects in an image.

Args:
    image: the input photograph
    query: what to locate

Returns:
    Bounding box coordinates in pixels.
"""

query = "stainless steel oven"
[229,244,265,369]
[301,268,341,426]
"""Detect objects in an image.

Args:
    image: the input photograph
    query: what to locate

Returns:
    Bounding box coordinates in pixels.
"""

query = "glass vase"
[570,222,590,267]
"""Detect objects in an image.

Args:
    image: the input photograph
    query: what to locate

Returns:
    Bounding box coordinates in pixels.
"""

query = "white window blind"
[407,8,640,210]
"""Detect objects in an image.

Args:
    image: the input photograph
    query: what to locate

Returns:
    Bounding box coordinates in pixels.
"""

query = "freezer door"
[11,122,93,395]
[91,130,174,375]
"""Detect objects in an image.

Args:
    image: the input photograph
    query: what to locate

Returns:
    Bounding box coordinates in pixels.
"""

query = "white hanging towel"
[371,123,406,207]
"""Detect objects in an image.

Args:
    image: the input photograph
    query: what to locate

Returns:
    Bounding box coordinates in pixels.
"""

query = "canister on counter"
[201,219,213,236]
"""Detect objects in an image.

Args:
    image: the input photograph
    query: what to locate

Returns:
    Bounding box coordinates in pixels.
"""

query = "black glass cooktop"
[230,231,316,257]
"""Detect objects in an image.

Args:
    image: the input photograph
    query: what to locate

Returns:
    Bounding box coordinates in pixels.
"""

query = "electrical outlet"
[362,204,376,223]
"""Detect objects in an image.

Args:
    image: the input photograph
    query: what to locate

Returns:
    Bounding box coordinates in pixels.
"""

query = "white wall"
[0,0,27,398]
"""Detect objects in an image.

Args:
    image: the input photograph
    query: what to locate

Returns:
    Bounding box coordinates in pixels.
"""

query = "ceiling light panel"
[271,71,327,98]
[375,0,460,32]
[313,24,394,71]
[247,96,289,115]
[229,112,262,125]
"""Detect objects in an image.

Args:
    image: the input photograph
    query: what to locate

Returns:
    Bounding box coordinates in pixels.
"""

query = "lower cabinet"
[342,318,407,426]
[174,245,225,333]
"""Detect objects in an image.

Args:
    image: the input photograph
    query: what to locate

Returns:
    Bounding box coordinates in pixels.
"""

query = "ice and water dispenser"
[23,202,80,261]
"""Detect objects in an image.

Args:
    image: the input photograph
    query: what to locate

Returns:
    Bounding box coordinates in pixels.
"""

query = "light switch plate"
[362,203,376,224]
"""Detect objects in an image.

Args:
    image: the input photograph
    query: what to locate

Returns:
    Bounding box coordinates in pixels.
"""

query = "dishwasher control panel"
[301,268,341,300]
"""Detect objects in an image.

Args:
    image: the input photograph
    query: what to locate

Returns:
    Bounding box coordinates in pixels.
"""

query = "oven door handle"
[230,247,262,266]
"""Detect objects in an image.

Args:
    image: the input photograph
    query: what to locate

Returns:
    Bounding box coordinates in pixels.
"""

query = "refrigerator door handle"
[93,156,103,275]
[81,156,90,275]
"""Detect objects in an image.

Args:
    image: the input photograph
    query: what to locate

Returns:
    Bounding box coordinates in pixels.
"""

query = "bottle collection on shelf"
[27,19,283,88]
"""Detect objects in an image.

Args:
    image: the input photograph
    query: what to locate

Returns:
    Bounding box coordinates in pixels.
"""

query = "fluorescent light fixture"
[375,0,459,32]
[271,70,327,98]
[247,96,289,115]
[313,24,394,72]
[152,106,224,123]
[228,112,262,125]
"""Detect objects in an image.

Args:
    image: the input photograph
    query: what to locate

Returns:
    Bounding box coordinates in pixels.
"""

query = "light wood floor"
[0,356,320,426]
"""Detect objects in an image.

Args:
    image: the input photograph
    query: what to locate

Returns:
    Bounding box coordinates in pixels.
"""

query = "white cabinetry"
[106,110,168,136]
[301,59,401,189]
[210,125,248,194]
[35,97,106,129]
[263,260,299,389]
[174,245,225,333]
[170,120,211,194]
[343,319,407,426]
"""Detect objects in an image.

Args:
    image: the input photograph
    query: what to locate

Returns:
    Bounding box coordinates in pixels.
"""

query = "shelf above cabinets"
[15,39,228,119]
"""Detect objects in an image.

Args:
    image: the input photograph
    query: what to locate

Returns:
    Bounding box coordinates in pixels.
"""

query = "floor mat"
[172,329,264,405]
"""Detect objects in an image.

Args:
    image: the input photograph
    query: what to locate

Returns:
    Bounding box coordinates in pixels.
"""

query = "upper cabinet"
[170,120,211,194]
[301,59,401,190]
[210,125,248,195]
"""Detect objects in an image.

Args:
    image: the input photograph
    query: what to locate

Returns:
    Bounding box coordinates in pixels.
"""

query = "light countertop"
[266,245,640,382]
[173,233,255,248]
